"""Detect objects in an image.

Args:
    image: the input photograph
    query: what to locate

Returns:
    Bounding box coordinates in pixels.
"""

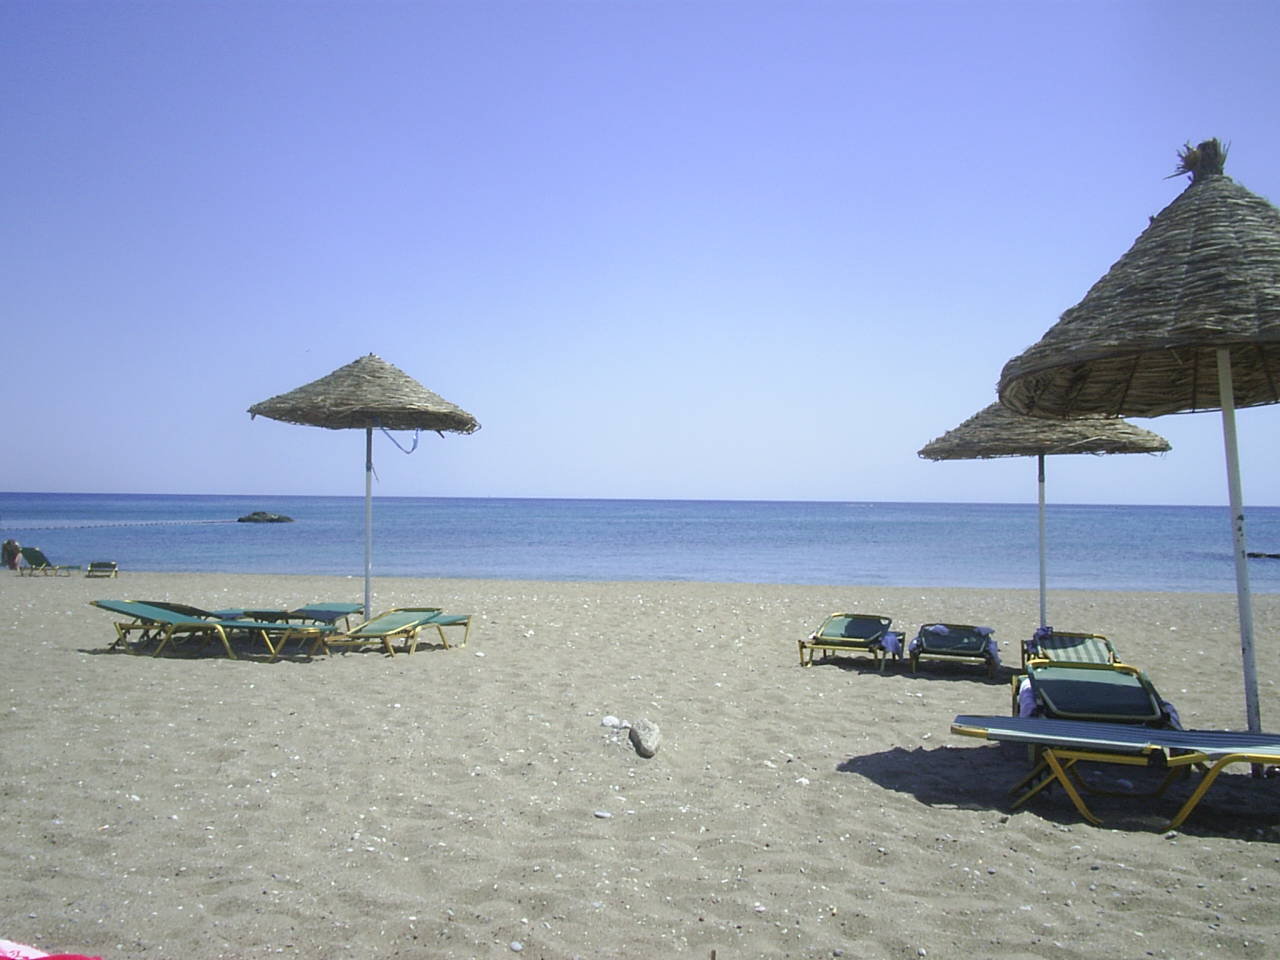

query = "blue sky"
[5,0,1279,505]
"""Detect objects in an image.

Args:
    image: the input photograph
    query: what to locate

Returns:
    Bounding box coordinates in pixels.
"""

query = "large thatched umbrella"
[918,402,1170,627]
[999,139,1280,732]
[249,353,479,619]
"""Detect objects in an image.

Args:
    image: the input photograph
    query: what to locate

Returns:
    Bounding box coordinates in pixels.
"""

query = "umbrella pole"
[1217,348,1261,734]
[1038,454,1048,629]
[364,427,374,622]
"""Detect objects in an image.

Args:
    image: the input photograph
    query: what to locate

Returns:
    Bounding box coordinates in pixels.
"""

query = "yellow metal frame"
[798,613,898,671]
[952,721,1266,830]
[108,617,303,662]
[303,608,472,657]
[910,623,997,678]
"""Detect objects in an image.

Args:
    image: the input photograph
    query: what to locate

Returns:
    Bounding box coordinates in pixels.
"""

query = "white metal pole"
[364,427,374,622]
[1217,347,1261,733]
[1038,453,1048,629]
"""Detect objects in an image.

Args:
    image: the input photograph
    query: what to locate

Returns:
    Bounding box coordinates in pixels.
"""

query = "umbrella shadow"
[840,742,1280,838]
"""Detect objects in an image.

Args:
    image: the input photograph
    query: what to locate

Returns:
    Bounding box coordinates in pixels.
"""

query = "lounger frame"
[952,714,1280,829]
[799,613,901,671]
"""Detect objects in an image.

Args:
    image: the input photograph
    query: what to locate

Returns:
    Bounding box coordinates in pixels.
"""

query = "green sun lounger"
[951,714,1280,829]
[1022,626,1119,666]
[91,599,331,661]
[798,613,904,670]
[85,560,119,578]
[1013,660,1177,727]
[909,622,999,677]
[306,606,472,657]
[18,546,81,576]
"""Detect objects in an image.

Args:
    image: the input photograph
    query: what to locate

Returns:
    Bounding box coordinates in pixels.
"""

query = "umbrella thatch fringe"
[919,402,1170,461]
[999,140,1280,418]
[249,354,480,433]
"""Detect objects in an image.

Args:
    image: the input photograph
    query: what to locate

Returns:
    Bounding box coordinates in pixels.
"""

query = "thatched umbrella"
[918,402,1170,627]
[999,139,1280,732]
[249,353,479,619]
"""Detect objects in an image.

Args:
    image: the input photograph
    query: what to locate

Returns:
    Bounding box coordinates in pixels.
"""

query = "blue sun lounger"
[910,623,999,677]
[1022,626,1119,666]
[799,613,904,670]
[304,606,473,657]
[951,714,1280,829]
[1013,661,1179,728]
[91,599,333,661]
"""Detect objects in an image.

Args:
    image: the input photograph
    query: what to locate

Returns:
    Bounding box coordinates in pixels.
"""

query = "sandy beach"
[3,571,1279,959]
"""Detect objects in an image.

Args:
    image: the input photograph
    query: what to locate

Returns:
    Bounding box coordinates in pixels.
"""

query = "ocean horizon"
[4,491,1280,593]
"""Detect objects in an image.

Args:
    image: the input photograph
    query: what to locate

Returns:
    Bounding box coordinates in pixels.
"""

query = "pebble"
[594,810,613,819]
[510,942,523,952]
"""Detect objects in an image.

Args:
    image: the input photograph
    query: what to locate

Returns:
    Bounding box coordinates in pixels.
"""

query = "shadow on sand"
[840,741,1280,840]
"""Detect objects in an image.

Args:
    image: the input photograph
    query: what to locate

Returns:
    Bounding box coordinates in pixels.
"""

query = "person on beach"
[2,539,20,570]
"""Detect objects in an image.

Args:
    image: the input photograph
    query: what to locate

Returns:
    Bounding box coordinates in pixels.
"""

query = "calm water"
[3,492,1280,593]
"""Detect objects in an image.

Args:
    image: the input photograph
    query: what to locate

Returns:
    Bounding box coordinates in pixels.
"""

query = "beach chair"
[1021,625,1118,666]
[1013,660,1179,728]
[85,560,119,578]
[91,599,331,661]
[306,606,472,657]
[799,613,904,670]
[18,546,81,576]
[951,713,1280,829]
[909,623,999,677]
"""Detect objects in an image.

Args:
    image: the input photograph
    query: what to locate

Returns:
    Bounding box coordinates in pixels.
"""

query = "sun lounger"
[85,560,119,578]
[305,606,472,657]
[1022,626,1118,666]
[798,613,904,670]
[909,622,999,677]
[951,713,1280,829]
[18,546,81,576]
[1013,660,1180,727]
[91,599,331,661]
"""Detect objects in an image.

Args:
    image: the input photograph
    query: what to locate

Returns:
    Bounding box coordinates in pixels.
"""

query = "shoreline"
[3,572,1278,958]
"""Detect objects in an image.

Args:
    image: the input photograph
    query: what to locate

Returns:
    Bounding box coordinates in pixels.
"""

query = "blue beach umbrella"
[248,353,479,619]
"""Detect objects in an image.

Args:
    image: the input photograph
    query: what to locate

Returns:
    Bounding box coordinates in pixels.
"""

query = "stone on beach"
[628,718,661,758]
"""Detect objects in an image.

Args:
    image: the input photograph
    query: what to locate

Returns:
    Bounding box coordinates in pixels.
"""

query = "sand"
[3,571,1279,960]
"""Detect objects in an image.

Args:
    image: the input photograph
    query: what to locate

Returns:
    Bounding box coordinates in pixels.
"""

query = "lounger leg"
[798,639,810,666]
[1165,755,1239,830]
[1009,752,1104,825]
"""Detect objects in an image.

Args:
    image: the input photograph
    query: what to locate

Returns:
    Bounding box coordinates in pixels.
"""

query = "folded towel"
[881,631,904,657]
[1018,678,1037,717]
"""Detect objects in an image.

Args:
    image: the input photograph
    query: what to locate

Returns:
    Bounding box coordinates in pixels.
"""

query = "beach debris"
[601,715,626,729]
[593,810,613,819]
[629,718,662,758]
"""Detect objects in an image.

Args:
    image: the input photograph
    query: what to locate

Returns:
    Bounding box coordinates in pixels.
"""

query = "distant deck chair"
[305,606,472,657]
[91,599,330,661]
[1022,626,1119,666]
[798,613,904,670]
[1013,660,1179,728]
[909,622,999,677]
[951,714,1280,829]
[18,546,81,576]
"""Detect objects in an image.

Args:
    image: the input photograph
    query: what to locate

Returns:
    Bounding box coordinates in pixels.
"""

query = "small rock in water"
[629,718,662,758]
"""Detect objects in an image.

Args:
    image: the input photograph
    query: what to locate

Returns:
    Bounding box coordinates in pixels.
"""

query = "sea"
[3,492,1280,594]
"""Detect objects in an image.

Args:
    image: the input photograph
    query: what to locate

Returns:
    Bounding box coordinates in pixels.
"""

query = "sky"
[4,0,1279,505]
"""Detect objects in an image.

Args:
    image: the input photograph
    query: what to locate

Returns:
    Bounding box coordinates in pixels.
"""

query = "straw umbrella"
[999,139,1280,732]
[249,353,480,619]
[918,402,1170,627]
